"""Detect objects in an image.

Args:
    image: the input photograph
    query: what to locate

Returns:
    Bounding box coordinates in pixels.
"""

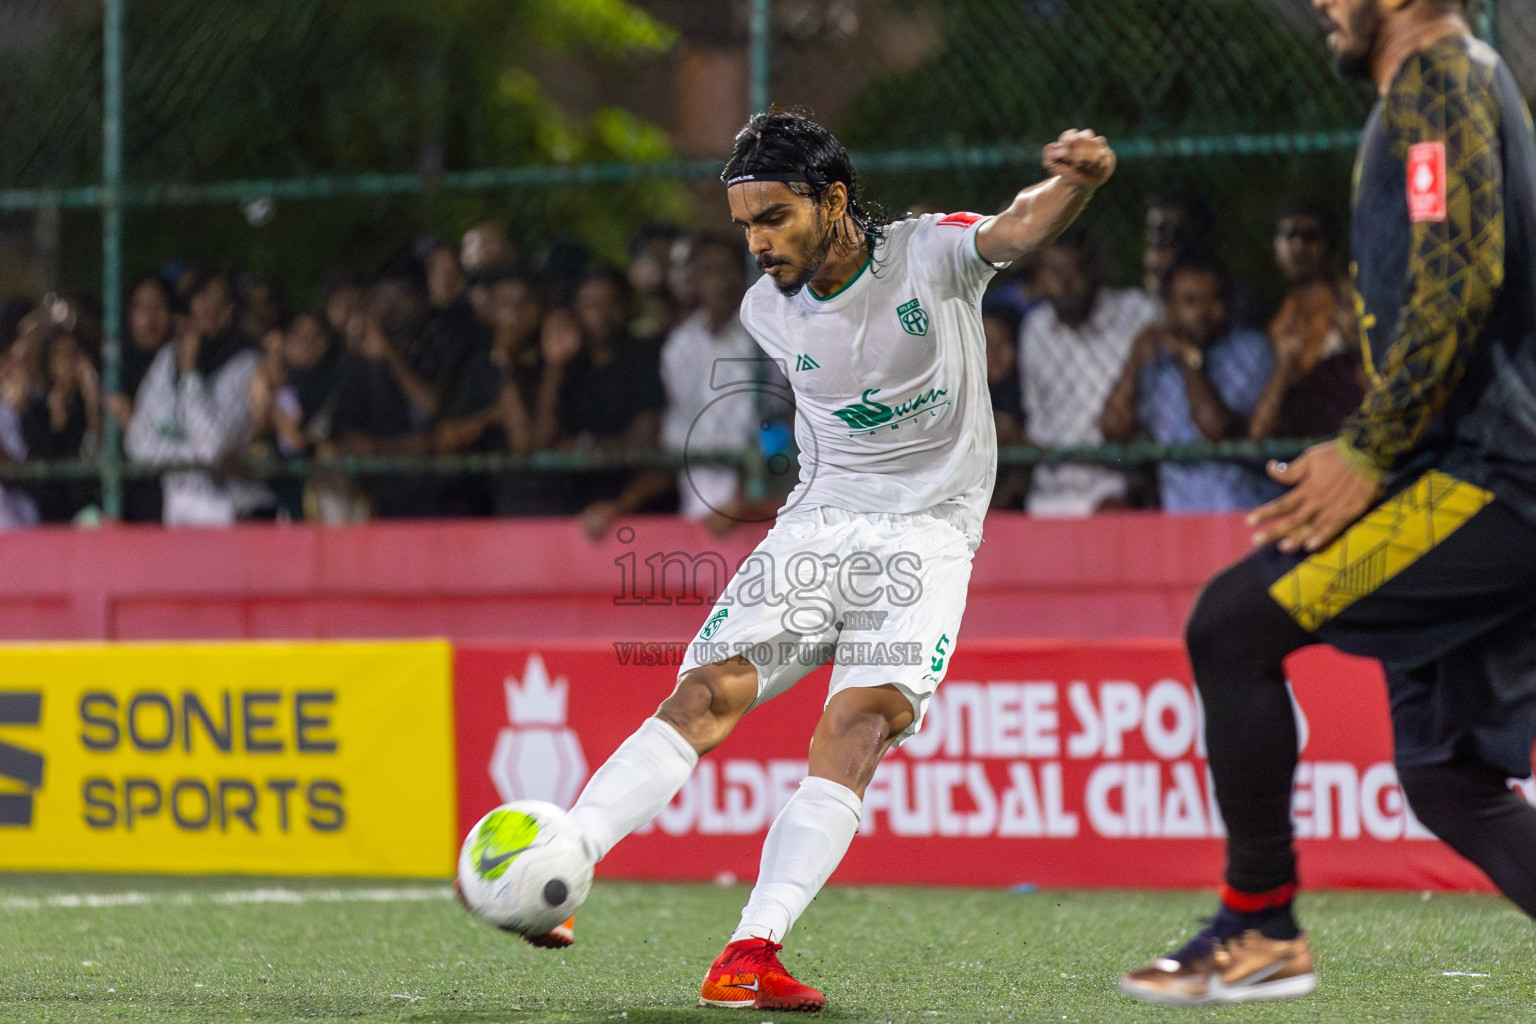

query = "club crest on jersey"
[700,607,729,640]
[832,386,950,434]
[896,298,929,336]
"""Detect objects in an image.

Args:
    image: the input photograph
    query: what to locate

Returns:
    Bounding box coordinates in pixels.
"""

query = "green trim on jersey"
[808,254,872,302]
[972,215,1009,269]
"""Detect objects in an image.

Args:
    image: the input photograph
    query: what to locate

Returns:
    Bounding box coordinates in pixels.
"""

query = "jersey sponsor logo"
[1406,141,1447,222]
[831,387,950,433]
[937,212,984,228]
[833,388,894,429]
[794,354,820,372]
[897,297,929,336]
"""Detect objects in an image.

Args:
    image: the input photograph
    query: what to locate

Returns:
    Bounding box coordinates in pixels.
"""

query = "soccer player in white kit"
[556,110,1115,1011]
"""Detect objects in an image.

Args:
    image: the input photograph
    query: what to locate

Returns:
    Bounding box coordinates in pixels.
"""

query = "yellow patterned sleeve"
[1339,45,1505,474]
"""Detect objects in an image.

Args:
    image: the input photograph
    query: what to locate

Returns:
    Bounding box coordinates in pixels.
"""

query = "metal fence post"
[750,0,772,115]
[1477,0,1499,48]
[100,0,125,519]
[745,0,774,445]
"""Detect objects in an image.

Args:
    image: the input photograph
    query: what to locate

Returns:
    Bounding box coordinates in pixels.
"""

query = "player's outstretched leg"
[1121,563,1317,1005]
[1399,754,1536,918]
[700,778,858,1011]
[529,658,757,948]
[700,684,911,1012]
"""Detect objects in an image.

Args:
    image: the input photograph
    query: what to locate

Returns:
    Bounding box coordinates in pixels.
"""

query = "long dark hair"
[721,109,888,259]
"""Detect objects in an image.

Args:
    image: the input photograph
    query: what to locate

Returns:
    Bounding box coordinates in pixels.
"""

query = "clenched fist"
[1043,129,1116,189]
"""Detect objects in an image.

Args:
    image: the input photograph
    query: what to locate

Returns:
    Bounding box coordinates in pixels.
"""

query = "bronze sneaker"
[1120,926,1317,1006]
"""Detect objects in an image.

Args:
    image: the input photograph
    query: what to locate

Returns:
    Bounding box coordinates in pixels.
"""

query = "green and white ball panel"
[467,807,543,882]
[455,800,593,937]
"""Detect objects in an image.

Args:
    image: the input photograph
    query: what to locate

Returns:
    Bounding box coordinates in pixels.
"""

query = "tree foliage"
[838,0,1373,292]
[0,0,686,296]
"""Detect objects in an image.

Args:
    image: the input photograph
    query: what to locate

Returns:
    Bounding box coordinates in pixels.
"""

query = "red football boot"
[521,917,575,949]
[453,879,575,948]
[699,937,825,1012]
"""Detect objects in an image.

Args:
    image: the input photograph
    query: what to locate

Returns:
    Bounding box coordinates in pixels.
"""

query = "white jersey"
[740,212,1005,548]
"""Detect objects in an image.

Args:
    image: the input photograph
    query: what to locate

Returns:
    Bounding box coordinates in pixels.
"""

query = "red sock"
[1220,881,1297,914]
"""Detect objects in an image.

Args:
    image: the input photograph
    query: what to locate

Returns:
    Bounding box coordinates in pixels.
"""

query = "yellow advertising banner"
[0,641,456,876]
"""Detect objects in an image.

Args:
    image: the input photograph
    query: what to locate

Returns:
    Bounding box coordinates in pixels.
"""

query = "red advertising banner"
[454,640,1527,892]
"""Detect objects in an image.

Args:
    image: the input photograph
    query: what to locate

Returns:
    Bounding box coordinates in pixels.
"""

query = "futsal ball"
[456,800,593,936]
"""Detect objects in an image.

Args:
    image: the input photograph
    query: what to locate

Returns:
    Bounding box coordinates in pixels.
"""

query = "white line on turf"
[0,886,451,911]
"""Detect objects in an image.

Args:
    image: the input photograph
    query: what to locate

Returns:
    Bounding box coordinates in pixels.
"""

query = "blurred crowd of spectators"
[986,190,1361,516]
[0,188,1363,532]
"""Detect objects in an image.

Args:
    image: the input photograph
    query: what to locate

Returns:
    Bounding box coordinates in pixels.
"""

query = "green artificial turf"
[0,874,1530,1023]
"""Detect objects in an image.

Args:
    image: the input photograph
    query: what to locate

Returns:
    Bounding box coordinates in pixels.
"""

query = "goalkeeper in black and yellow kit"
[1121,0,1536,1007]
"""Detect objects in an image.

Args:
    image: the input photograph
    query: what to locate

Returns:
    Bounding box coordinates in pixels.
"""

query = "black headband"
[725,171,819,187]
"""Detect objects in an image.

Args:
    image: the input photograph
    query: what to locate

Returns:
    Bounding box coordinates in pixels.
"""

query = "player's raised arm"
[975,129,1116,264]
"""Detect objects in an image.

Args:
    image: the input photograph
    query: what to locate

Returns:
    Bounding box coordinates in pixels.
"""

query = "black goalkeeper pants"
[1190,470,1536,915]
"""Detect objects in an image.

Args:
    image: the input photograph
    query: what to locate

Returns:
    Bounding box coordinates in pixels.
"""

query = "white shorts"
[677,505,975,743]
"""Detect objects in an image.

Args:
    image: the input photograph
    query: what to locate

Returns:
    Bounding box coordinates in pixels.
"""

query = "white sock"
[731,776,862,944]
[568,717,698,864]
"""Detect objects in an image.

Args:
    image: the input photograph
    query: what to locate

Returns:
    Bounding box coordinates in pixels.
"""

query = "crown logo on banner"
[491,653,588,807]
[505,654,568,726]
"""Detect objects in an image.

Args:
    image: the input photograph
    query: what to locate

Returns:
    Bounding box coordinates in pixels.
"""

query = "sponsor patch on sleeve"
[937,212,984,228]
[1406,141,1447,222]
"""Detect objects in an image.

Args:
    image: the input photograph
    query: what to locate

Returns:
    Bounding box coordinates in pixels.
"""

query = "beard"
[1331,1,1382,81]
[759,215,837,297]
[1051,290,1097,327]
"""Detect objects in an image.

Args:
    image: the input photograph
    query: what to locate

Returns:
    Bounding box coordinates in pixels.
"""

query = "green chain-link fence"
[0,0,1525,521]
